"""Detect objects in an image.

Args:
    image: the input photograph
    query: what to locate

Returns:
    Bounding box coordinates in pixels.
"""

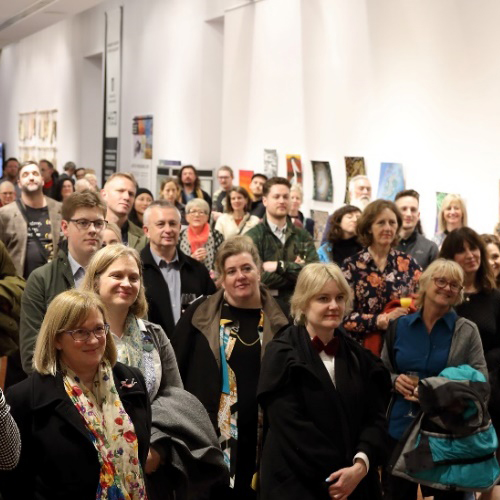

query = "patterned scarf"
[62,359,148,500]
[217,311,264,489]
[114,314,156,398]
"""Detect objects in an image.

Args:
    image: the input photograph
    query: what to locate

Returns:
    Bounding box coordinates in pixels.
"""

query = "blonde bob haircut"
[438,194,468,232]
[415,258,465,309]
[215,235,262,279]
[33,290,117,376]
[290,263,352,325]
[81,244,148,319]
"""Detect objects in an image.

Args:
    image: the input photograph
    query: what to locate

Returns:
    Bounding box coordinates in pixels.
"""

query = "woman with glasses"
[82,244,226,499]
[381,259,487,500]
[0,290,151,500]
[179,198,224,273]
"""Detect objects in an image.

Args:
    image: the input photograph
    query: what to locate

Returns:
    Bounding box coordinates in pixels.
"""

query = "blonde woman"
[159,177,186,225]
[258,263,390,500]
[433,194,468,249]
[0,290,150,500]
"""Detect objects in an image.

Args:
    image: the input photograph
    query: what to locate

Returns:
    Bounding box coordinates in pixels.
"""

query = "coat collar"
[191,286,289,367]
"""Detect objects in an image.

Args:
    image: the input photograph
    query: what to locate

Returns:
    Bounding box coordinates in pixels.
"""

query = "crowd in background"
[0,157,499,499]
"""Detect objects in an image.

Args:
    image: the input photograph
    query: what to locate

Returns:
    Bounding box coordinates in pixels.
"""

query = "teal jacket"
[246,216,318,302]
[19,249,74,374]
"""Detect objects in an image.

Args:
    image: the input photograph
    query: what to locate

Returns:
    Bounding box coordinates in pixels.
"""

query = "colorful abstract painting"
[377,162,405,201]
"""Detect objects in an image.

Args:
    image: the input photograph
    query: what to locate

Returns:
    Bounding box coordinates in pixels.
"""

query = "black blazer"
[0,363,151,500]
[257,325,391,500]
[140,244,216,337]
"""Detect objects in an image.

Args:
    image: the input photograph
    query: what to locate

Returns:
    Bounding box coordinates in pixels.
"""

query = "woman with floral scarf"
[0,290,151,500]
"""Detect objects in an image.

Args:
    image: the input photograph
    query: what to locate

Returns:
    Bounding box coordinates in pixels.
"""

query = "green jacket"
[0,241,26,356]
[246,216,318,302]
[128,220,148,251]
[20,249,74,374]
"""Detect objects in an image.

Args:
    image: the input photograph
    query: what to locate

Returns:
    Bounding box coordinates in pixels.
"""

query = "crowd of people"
[0,157,499,499]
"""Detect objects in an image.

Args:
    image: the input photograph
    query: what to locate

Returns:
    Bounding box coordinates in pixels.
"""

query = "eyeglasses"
[188,210,208,216]
[433,277,463,293]
[61,324,110,342]
[69,219,108,231]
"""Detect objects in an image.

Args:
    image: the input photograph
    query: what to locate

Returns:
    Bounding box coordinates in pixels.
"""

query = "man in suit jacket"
[101,172,147,251]
[141,200,216,337]
[0,161,62,279]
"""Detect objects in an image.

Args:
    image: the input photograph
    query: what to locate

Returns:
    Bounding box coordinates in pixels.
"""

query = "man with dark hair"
[101,172,147,251]
[177,165,212,206]
[19,190,107,374]
[59,161,76,180]
[249,172,267,217]
[395,189,438,270]
[212,165,235,218]
[246,177,318,302]
[39,159,58,199]
[0,161,62,279]
[0,158,21,197]
[141,200,215,336]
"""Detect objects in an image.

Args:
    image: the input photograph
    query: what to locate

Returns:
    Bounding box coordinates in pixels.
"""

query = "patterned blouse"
[341,248,422,343]
[179,227,224,272]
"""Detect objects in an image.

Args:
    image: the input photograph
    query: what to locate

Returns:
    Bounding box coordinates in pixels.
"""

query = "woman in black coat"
[257,263,391,500]
[0,290,151,500]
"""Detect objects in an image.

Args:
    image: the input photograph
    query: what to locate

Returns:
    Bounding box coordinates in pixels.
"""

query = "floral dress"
[341,248,422,344]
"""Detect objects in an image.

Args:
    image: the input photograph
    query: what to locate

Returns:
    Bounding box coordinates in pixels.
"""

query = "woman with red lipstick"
[172,236,289,500]
[257,263,390,500]
[341,200,422,356]
[0,290,151,500]
[381,258,487,499]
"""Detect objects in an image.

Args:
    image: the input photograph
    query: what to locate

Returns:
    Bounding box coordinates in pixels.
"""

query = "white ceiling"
[0,0,106,48]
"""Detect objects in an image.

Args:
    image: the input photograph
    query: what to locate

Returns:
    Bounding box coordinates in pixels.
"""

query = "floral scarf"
[187,222,210,254]
[217,310,264,489]
[114,314,156,397]
[63,359,148,500]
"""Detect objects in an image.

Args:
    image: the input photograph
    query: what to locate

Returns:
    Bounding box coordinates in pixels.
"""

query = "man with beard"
[348,175,372,210]
[0,161,62,279]
[0,158,21,197]
[177,165,212,206]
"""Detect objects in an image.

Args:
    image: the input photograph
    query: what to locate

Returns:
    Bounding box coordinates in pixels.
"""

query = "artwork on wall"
[344,157,366,203]
[435,191,449,232]
[377,162,405,201]
[263,149,278,178]
[18,110,58,167]
[311,209,329,247]
[131,115,153,191]
[311,161,333,202]
[286,154,302,185]
[239,170,254,194]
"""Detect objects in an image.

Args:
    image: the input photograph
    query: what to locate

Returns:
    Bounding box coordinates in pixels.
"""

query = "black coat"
[257,325,391,500]
[140,244,216,337]
[0,363,151,500]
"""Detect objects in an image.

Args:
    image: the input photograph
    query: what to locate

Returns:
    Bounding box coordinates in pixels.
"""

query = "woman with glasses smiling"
[381,259,487,500]
[179,198,224,274]
[0,290,151,500]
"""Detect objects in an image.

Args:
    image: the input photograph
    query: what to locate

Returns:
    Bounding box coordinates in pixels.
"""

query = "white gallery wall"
[1,0,500,234]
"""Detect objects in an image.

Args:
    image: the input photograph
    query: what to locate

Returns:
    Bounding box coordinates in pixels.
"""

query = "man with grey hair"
[348,175,372,210]
[0,181,16,206]
[140,200,215,337]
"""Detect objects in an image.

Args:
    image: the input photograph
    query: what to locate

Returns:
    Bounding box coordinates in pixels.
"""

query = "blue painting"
[377,162,405,201]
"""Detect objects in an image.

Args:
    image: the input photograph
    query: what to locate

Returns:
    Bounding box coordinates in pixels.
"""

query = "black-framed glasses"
[61,324,110,342]
[69,219,108,231]
[433,277,463,293]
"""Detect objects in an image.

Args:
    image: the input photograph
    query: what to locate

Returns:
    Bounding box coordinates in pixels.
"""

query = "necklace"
[231,324,260,347]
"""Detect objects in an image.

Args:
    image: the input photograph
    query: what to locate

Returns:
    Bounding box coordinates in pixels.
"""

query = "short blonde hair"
[215,235,262,278]
[185,198,210,215]
[103,172,138,190]
[290,184,303,198]
[33,290,117,375]
[438,194,468,232]
[290,263,352,325]
[415,258,464,309]
[81,244,148,318]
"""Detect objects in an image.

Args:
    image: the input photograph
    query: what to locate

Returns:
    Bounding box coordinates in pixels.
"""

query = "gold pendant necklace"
[234,332,260,347]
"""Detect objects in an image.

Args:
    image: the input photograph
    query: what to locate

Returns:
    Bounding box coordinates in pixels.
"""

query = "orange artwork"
[239,170,254,194]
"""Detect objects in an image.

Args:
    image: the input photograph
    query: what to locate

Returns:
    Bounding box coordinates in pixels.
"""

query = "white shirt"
[267,220,287,245]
